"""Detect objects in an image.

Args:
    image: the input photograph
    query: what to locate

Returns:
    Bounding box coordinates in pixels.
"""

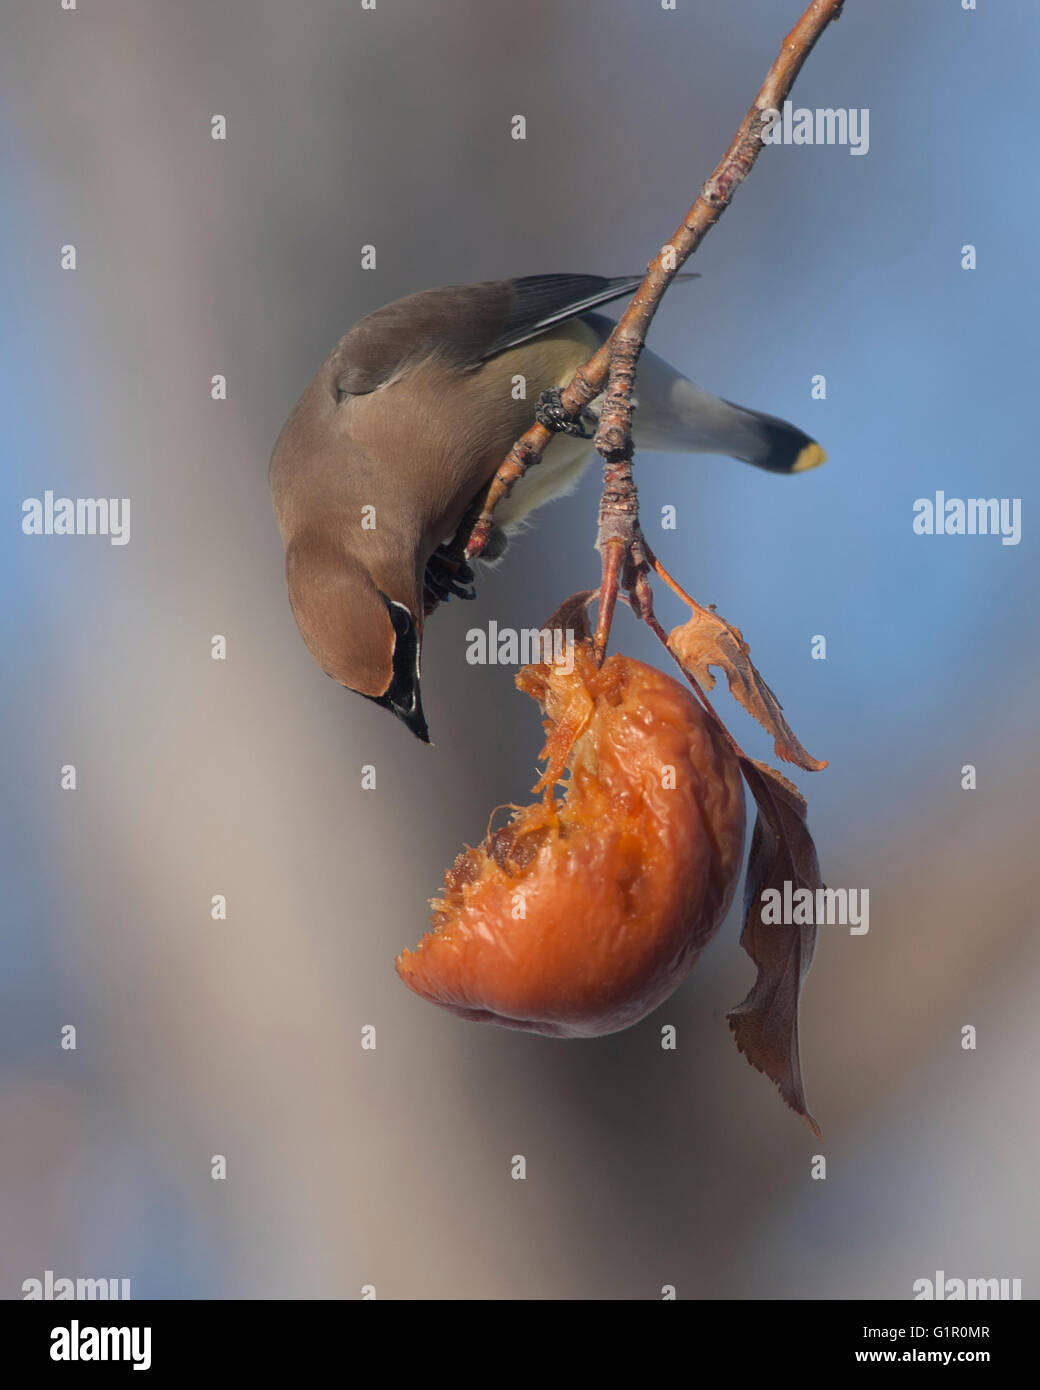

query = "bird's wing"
[487,274,668,356]
[331,274,696,397]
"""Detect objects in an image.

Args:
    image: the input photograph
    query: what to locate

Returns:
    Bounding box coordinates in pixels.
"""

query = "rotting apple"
[396,642,746,1037]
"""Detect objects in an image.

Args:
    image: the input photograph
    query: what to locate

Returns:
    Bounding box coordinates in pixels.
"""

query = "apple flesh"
[396,646,746,1038]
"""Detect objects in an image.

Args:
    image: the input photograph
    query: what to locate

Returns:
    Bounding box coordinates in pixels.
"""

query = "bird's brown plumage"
[269,273,824,738]
[269,281,609,712]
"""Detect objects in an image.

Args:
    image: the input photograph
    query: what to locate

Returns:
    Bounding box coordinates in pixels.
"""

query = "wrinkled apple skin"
[396,647,746,1038]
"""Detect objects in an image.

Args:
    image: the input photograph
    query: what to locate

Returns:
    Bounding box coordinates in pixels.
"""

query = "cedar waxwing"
[269,273,825,742]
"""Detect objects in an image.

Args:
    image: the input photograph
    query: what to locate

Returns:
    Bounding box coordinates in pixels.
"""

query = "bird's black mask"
[361,596,429,743]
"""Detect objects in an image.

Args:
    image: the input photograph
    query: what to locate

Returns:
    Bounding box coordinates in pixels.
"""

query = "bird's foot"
[480,525,510,564]
[535,388,596,439]
[423,546,477,613]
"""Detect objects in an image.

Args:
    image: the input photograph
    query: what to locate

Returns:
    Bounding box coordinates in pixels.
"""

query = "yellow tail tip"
[793,441,827,472]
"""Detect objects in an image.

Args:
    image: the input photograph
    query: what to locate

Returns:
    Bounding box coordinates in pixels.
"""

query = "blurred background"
[1,0,1037,1299]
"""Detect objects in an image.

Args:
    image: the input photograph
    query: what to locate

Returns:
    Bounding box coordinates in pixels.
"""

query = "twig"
[463,0,845,569]
[496,1,842,1133]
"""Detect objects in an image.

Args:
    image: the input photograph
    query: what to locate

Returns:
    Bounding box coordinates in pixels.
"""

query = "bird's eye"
[380,596,420,710]
[360,594,429,741]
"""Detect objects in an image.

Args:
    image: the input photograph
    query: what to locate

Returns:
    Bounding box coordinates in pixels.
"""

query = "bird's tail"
[591,327,825,474]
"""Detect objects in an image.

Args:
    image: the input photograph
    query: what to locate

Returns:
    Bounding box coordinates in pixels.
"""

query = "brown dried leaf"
[667,605,826,772]
[728,757,821,1137]
[542,590,595,647]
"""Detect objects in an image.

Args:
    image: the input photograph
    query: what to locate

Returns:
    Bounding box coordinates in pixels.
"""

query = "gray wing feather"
[331,274,698,397]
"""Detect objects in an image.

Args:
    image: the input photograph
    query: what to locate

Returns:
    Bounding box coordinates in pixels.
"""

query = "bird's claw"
[535,388,596,439]
[423,546,477,613]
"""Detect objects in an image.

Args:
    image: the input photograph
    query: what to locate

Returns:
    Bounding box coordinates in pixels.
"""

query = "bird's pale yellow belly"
[485,317,601,532]
[494,431,596,530]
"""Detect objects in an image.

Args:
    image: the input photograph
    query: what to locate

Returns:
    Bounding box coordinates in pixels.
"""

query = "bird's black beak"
[369,597,430,743]
[383,680,429,743]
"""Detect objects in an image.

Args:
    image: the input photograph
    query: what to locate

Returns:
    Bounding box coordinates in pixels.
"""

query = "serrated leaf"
[728,757,821,1136]
[668,604,826,772]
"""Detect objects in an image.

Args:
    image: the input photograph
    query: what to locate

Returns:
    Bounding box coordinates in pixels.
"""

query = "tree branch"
[470,1,845,1132]
[463,0,845,565]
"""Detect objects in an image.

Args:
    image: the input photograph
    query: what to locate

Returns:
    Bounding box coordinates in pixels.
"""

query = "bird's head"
[285,540,429,742]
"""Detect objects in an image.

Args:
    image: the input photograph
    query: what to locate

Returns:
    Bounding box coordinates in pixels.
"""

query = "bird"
[269,273,825,743]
